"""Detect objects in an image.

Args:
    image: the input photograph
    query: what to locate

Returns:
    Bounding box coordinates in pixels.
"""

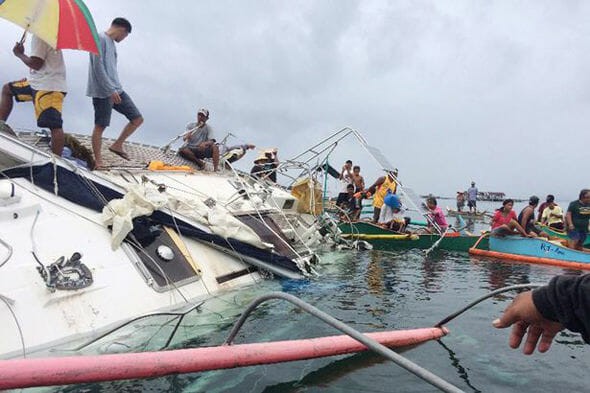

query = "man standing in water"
[467,181,478,213]
[87,17,143,169]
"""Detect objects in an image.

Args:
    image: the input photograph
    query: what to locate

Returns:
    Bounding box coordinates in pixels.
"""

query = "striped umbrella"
[0,0,100,54]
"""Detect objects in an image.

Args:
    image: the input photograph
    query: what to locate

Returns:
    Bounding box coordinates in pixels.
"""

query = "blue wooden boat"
[538,223,590,247]
[469,235,590,270]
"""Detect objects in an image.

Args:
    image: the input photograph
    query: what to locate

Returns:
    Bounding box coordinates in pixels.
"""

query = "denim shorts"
[568,230,588,243]
[92,91,142,127]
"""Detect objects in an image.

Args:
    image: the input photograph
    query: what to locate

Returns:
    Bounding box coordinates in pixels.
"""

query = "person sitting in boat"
[250,148,279,182]
[178,108,220,171]
[338,183,361,221]
[493,274,590,354]
[565,189,590,250]
[351,165,365,192]
[537,194,554,221]
[378,192,409,232]
[456,191,465,212]
[425,196,448,233]
[540,196,564,230]
[518,196,549,238]
[335,160,354,207]
[491,199,529,237]
[467,181,478,213]
[367,169,399,223]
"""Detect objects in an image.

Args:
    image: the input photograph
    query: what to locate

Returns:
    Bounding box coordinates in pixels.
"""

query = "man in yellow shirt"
[541,201,564,231]
[366,169,399,223]
[541,200,564,230]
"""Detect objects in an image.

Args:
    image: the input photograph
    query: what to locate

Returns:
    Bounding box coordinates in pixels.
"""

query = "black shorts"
[336,192,349,206]
[468,200,477,208]
[92,91,142,127]
[188,144,214,159]
[526,223,543,236]
[548,222,564,231]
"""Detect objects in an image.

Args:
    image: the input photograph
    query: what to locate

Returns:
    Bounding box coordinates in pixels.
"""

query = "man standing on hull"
[1,36,66,155]
[87,17,143,169]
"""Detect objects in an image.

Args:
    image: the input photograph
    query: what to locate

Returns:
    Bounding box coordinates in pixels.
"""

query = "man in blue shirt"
[87,17,143,169]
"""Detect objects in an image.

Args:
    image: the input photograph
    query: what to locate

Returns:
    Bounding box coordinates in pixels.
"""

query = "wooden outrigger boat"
[445,207,489,220]
[538,223,590,247]
[338,221,488,252]
[469,235,590,270]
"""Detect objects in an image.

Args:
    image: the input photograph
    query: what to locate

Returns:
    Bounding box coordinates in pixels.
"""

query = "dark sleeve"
[567,201,575,213]
[533,274,590,343]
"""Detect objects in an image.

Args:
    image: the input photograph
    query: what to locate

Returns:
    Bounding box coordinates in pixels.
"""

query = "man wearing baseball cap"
[178,107,219,171]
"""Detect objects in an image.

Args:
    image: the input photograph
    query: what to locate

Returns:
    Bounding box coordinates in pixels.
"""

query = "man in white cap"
[250,148,279,182]
[178,108,219,171]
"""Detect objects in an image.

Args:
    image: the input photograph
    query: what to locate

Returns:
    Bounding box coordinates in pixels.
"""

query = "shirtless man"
[351,165,365,192]
[518,196,549,238]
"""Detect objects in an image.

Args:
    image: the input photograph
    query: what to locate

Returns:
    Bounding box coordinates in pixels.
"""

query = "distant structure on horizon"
[420,191,524,202]
[477,191,505,201]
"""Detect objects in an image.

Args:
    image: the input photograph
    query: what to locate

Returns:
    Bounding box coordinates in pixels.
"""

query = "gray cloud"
[0,0,588,199]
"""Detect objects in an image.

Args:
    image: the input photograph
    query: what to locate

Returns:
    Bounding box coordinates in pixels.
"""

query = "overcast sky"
[0,1,588,200]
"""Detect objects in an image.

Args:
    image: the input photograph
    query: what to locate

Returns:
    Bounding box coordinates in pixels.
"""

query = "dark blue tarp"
[2,163,300,273]
[3,162,123,211]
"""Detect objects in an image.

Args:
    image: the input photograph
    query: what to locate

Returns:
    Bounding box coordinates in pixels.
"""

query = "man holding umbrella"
[0,0,102,154]
[0,35,66,155]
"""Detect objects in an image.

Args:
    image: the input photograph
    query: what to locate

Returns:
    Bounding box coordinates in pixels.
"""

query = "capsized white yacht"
[0,128,326,358]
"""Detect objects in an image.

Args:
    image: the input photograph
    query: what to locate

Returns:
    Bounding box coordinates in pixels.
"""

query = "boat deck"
[12,130,202,171]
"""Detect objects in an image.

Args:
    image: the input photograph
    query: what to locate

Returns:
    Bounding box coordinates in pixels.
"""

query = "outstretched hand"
[12,42,24,57]
[493,291,563,354]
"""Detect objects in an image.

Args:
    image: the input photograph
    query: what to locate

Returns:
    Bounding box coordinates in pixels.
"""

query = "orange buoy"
[0,328,446,389]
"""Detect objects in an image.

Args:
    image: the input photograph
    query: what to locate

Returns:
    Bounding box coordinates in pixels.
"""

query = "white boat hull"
[0,176,265,357]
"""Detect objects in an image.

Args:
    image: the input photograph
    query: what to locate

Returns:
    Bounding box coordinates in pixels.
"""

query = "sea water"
[41,248,590,393]
[34,199,590,393]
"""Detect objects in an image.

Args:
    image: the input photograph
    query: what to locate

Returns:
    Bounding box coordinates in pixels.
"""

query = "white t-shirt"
[29,36,67,92]
[378,205,406,224]
[340,167,353,192]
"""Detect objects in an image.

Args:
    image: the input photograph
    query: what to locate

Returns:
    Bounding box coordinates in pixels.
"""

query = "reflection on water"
[42,248,590,393]
[262,351,389,392]
[437,340,482,393]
